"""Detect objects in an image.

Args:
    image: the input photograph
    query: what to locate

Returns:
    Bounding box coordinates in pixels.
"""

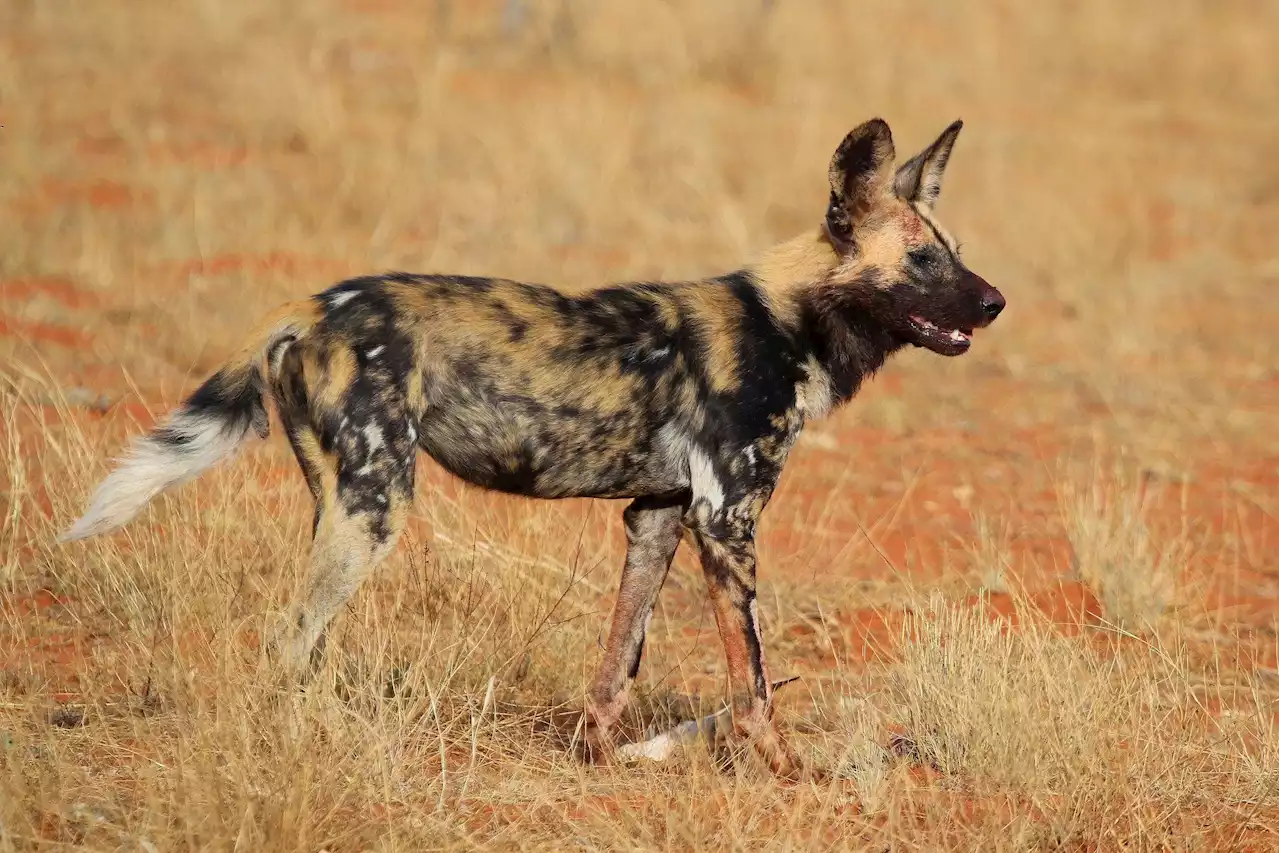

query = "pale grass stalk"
[969,512,1013,594]
[1059,457,1187,633]
[890,591,1102,788]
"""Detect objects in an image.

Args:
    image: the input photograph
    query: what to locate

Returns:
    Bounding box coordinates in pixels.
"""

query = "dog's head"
[821,118,1004,356]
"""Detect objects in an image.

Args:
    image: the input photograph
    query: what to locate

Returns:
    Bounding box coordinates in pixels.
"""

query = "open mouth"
[908,315,973,356]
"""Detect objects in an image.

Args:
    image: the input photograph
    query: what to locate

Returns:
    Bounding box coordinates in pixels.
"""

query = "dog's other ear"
[826,118,895,250]
[894,119,963,209]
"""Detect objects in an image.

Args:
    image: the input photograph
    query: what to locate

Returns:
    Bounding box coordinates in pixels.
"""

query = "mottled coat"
[62,118,1005,778]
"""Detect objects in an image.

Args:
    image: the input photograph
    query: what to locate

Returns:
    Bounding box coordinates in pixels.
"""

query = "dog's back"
[278,270,810,501]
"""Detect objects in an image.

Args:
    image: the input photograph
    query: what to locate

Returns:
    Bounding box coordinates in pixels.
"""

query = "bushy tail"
[58,300,321,543]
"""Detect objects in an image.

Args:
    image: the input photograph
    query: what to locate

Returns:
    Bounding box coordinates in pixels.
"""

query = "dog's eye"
[908,248,937,269]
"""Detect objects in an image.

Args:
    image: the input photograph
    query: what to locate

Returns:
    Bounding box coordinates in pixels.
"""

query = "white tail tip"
[59,409,252,543]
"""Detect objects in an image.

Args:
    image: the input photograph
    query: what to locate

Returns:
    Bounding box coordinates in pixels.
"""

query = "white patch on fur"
[366,345,385,359]
[657,423,686,454]
[268,338,293,374]
[749,598,763,648]
[361,423,384,456]
[328,290,358,308]
[688,444,725,512]
[796,359,834,421]
[743,445,757,468]
[658,424,725,509]
[59,408,252,542]
[657,423,691,480]
[406,422,417,443]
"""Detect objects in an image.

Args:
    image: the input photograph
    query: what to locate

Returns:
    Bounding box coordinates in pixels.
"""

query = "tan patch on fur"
[297,427,336,499]
[311,344,357,410]
[679,286,743,394]
[900,209,926,242]
[840,216,911,285]
[224,298,323,371]
[404,367,426,418]
[653,293,683,331]
[913,201,959,254]
[586,688,631,732]
[384,494,410,537]
[797,358,835,420]
[750,229,841,327]
[707,580,754,698]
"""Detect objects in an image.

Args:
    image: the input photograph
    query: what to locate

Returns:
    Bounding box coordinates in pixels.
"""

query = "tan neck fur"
[747,228,841,330]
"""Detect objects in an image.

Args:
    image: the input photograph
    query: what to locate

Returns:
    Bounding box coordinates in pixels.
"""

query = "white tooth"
[949,329,965,341]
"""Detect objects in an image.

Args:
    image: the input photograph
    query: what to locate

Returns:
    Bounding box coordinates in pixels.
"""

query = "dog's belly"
[416,401,688,500]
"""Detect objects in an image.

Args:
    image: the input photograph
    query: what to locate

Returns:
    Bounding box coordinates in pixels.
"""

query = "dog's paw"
[576,724,617,767]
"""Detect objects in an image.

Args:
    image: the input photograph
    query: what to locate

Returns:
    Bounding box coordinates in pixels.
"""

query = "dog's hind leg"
[282,480,411,679]
[582,492,686,760]
[275,422,415,679]
[272,347,417,680]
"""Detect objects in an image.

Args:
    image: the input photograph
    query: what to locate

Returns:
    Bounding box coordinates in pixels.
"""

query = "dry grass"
[1,0,1277,850]
[886,592,1277,848]
[1060,457,1186,633]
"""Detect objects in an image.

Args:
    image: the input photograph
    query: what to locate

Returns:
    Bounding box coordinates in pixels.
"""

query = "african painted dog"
[61,118,1004,779]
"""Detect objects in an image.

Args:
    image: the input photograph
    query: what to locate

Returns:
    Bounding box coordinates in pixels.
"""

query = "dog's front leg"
[688,524,805,779]
[582,494,686,762]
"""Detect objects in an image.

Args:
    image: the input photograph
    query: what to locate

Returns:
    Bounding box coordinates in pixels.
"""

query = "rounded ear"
[893,119,963,209]
[826,118,895,249]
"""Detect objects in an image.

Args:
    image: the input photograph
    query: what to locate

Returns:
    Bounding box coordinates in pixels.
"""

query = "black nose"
[981,289,1005,322]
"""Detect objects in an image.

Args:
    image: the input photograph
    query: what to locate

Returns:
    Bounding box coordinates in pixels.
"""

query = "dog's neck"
[748,229,906,409]
[793,278,903,405]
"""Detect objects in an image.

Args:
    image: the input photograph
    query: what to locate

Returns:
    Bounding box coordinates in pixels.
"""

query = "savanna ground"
[1,1,1277,850]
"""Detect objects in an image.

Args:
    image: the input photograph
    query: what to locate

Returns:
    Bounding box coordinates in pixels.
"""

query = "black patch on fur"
[832,132,885,198]
[908,246,945,272]
[798,269,904,403]
[440,274,496,294]
[158,365,268,448]
[719,271,803,436]
[559,286,669,359]
[271,345,323,538]
[626,640,646,680]
[377,271,497,296]
[484,439,542,495]
[825,192,853,251]
[740,597,768,697]
[305,277,422,542]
